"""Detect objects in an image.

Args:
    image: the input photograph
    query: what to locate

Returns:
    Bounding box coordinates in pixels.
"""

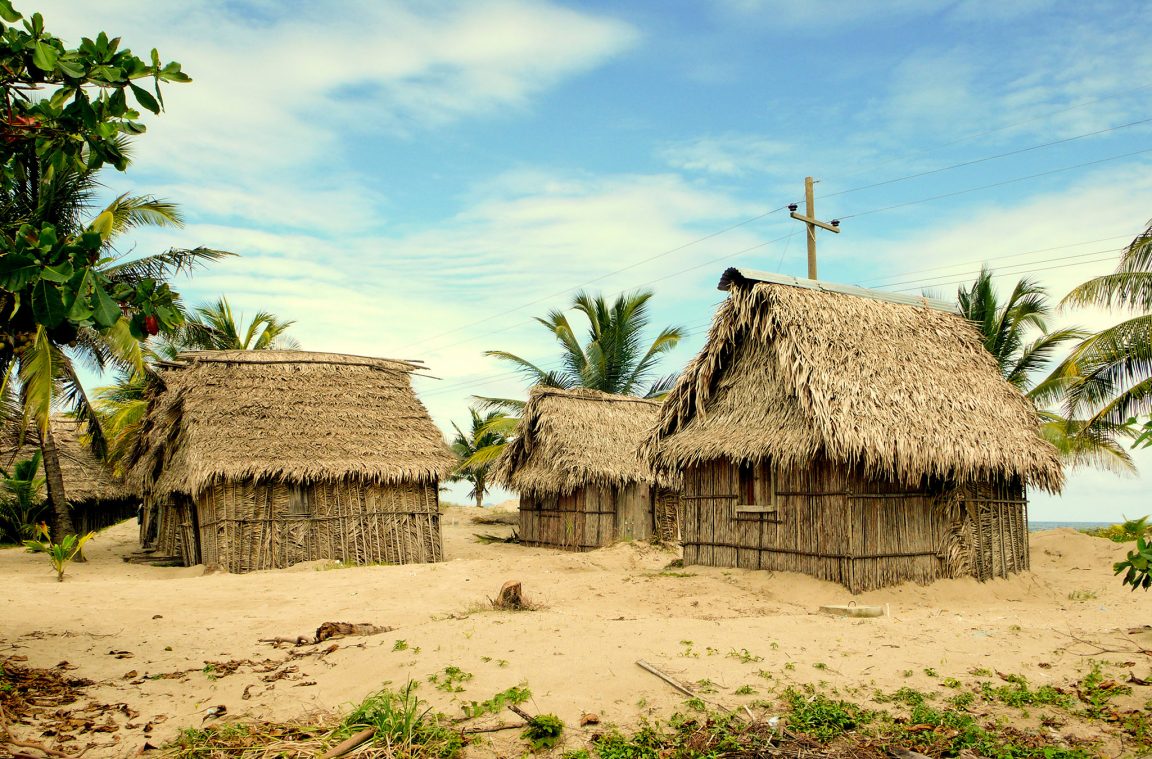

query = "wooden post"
[804,176,817,279]
[789,176,841,280]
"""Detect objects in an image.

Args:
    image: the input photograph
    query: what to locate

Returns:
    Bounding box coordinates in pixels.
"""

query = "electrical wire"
[819,116,1152,201]
[835,147,1152,220]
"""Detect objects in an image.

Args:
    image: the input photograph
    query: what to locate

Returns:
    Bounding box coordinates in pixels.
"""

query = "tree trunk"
[41,425,81,560]
[474,475,485,509]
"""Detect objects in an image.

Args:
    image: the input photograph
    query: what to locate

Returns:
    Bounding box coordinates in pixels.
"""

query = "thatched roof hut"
[495,387,679,550]
[1,416,137,533]
[130,350,455,572]
[650,269,1063,592]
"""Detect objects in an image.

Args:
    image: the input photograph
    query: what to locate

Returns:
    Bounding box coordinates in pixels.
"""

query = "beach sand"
[2,504,1151,756]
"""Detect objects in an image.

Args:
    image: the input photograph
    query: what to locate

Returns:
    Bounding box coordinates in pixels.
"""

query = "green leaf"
[39,261,73,283]
[0,0,21,23]
[56,57,84,78]
[90,281,121,329]
[0,254,40,291]
[31,40,58,72]
[31,279,66,327]
[129,83,160,114]
[108,87,126,116]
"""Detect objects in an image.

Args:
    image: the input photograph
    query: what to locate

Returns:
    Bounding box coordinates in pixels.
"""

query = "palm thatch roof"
[651,269,1064,493]
[493,387,674,496]
[129,350,455,498]
[0,416,130,503]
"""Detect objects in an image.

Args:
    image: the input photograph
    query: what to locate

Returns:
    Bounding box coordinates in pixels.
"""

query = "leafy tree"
[448,408,510,508]
[956,268,1134,473]
[484,289,684,404]
[0,6,219,539]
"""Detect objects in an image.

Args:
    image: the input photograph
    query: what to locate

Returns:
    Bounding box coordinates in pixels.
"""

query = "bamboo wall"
[680,458,1028,593]
[519,483,661,551]
[154,478,442,573]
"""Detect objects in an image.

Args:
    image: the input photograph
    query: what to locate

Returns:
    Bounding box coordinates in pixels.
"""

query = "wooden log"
[320,727,375,759]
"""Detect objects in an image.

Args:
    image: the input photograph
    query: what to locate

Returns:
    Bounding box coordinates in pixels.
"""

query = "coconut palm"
[485,289,684,402]
[448,408,510,508]
[1058,221,1152,437]
[955,268,1134,473]
[179,297,300,351]
[3,168,229,540]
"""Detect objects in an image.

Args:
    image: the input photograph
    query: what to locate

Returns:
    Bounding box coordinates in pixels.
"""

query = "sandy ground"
[2,505,1152,757]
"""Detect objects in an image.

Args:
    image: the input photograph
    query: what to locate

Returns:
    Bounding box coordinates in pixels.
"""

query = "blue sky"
[42,0,1152,520]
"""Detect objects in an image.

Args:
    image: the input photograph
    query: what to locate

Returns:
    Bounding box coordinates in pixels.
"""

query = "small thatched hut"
[494,387,679,550]
[1,416,137,533]
[650,269,1063,593]
[130,351,455,572]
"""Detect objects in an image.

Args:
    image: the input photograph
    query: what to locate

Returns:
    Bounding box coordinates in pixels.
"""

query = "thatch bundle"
[130,350,455,498]
[1,416,130,502]
[494,387,674,496]
[1,416,136,533]
[652,270,1063,493]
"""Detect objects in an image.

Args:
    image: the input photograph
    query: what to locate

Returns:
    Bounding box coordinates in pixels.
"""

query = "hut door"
[615,484,653,542]
[175,495,202,566]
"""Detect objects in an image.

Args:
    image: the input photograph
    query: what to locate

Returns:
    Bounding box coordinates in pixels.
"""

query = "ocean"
[1028,521,1113,532]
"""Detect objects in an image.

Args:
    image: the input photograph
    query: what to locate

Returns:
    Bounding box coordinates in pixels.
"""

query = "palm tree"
[2,157,230,540]
[178,297,299,351]
[955,268,1135,473]
[1058,221,1152,439]
[0,450,45,543]
[448,408,510,508]
[485,289,684,403]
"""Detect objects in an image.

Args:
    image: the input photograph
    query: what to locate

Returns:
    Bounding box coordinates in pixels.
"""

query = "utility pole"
[788,176,840,280]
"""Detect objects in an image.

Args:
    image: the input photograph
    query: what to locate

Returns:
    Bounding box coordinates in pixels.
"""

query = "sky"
[35,0,1152,521]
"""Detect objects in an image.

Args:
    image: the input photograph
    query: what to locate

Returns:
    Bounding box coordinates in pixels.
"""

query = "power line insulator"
[830,219,840,227]
[788,203,798,212]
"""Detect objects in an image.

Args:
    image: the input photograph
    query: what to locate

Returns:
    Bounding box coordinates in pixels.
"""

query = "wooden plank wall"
[193,479,443,573]
[681,458,1029,593]
[519,484,659,551]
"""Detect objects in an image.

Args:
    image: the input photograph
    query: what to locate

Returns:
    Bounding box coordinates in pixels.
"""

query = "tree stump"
[494,580,523,610]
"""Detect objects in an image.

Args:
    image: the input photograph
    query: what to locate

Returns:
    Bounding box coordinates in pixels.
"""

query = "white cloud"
[658,134,795,177]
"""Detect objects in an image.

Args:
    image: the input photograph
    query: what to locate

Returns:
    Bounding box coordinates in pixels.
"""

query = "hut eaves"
[129,350,455,498]
[494,387,674,496]
[652,272,1064,492]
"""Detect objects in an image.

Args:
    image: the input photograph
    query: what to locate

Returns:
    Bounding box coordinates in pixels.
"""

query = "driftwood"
[635,659,696,698]
[492,581,523,610]
[320,727,375,759]
[508,704,534,723]
[260,622,393,647]
[635,659,740,717]
[460,722,522,735]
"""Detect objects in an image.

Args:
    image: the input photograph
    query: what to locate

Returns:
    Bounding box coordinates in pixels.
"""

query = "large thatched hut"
[494,387,679,550]
[129,351,455,572]
[1,416,137,533]
[650,269,1063,593]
